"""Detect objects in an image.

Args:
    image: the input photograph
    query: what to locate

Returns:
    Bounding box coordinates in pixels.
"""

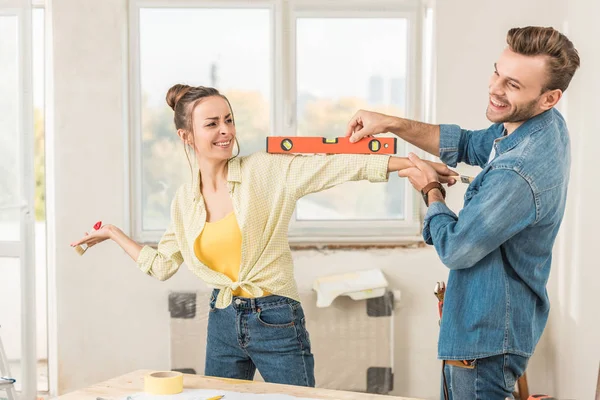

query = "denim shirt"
[424,108,570,360]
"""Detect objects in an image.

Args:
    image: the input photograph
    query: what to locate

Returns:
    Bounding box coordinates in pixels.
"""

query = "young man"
[345,27,580,399]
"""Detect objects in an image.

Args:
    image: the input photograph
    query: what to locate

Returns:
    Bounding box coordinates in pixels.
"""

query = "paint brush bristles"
[73,244,88,256]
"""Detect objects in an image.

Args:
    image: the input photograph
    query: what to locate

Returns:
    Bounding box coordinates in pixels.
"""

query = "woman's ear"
[177,129,193,145]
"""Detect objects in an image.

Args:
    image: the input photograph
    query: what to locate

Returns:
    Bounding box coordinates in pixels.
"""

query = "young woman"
[71,85,456,387]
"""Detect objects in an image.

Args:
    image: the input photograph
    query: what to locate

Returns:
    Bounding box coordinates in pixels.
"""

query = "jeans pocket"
[503,354,528,392]
[301,317,311,348]
[257,304,295,328]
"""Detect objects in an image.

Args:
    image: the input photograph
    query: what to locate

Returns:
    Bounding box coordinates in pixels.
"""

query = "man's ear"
[540,89,563,111]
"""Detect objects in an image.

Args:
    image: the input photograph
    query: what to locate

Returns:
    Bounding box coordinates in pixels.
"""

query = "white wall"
[49,0,597,399]
[51,0,139,393]
[545,0,600,398]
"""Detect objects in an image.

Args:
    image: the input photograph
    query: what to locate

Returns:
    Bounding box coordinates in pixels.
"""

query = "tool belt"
[444,359,476,369]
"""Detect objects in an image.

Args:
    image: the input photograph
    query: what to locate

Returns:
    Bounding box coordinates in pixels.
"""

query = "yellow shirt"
[193,212,250,297]
[136,151,390,309]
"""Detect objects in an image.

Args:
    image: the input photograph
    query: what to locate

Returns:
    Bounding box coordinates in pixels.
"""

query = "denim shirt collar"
[495,108,556,156]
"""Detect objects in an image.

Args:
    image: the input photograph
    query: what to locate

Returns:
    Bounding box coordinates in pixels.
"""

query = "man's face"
[487,48,550,125]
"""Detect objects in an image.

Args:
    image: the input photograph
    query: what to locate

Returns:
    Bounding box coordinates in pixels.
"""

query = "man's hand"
[399,153,449,192]
[425,160,458,186]
[345,110,395,143]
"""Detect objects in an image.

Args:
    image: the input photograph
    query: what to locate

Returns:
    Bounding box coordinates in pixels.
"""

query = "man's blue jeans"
[205,289,315,387]
[442,353,529,399]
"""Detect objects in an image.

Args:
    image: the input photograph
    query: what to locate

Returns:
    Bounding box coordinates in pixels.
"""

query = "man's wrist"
[386,115,404,135]
[427,188,445,205]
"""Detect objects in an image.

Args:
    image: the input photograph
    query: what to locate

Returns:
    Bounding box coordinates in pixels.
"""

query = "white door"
[0,0,37,398]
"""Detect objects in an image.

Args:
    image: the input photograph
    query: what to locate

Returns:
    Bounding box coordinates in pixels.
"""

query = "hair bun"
[166,84,192,111]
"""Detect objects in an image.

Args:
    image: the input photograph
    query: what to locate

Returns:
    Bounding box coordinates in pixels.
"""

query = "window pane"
[295,18,408,221]
[0,257,22,386]
[0,16,20,239]
[139,8,271,231]
[0,255,47,392]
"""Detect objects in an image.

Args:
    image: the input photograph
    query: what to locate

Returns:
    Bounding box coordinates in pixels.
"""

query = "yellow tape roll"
[144,371,183,395]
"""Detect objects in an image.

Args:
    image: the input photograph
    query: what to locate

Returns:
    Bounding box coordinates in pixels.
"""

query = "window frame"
[128,0,426,245]
[0,0,38,397]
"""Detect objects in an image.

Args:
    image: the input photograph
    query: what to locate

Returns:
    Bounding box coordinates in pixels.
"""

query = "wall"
[48,0,597,399]
[545,0,600,398]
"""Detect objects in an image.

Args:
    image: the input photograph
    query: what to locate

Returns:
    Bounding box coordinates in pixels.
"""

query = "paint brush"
[457,175,475,184]
[73,220,102,255]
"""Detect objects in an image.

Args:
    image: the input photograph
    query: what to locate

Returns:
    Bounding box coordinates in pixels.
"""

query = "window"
[131,5,272,241]
[289,11,421,242]
[0,13,20,242]
[295,17,409,222]
[0,1,48,396]
[130,0,425,244]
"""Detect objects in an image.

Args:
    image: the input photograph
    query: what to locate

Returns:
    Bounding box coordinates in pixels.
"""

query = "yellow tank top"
[193,212,249,297]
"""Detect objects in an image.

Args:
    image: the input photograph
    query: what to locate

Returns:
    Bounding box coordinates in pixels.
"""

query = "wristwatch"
[421,181,446,206]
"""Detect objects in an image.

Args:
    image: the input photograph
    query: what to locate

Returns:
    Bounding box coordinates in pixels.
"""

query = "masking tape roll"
[144,371,183,395]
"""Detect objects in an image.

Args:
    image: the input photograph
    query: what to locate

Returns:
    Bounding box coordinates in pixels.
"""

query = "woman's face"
[190,96,236,162]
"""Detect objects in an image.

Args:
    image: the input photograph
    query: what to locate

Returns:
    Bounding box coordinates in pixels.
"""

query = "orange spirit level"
[266,136,397,154]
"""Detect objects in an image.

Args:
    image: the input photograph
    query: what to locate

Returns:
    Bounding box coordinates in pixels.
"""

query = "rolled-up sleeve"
[136,206,184,280]
[439,124,463,167]
[366,155,391,182]
[423,169,536,270]
[439,124,503,168]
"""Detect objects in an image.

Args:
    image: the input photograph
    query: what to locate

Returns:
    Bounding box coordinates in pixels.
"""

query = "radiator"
[169,290,395,394]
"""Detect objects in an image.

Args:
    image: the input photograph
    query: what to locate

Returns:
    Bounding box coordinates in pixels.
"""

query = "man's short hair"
[507,26,580,92]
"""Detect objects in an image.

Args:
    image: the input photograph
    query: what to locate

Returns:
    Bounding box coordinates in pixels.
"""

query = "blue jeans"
[441,354,529,400]
[205,289,315,387]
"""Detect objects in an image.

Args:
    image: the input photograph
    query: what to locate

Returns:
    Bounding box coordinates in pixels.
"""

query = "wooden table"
[54,370,423,400]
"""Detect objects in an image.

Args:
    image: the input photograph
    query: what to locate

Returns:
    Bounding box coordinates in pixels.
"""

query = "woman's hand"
[70,224,115,249]
[70,223,143,262]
